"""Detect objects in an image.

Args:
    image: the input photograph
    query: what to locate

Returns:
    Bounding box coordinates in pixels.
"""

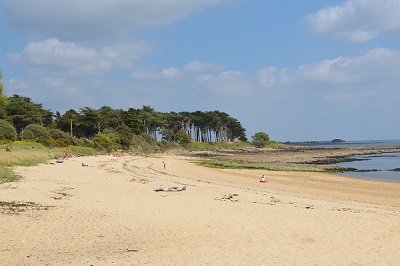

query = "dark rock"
[331,139,346,143]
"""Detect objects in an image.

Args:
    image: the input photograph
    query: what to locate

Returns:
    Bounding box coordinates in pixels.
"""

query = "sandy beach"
[1,154,400,265]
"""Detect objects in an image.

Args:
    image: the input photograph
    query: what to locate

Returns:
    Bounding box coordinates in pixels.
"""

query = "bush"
[251,132,270,148]
[49,128,76,146]
[115,124,134,149]
[23,124,52,146]
[93,131,119,152]
[0,119,17,141]
[175,130,192,144]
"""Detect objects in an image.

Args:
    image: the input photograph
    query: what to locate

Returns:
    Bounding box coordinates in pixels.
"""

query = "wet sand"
[1,154,399,265]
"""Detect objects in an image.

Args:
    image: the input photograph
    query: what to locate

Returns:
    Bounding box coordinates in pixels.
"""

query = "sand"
[1,154,399,265]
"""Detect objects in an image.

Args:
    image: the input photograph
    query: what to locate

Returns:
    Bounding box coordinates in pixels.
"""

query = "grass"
[197,159,328,172]
[186,141,252,151]
[0,141,98,184]
[0,167,21,183]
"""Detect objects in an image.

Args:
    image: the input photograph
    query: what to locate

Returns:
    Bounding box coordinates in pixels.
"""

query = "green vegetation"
[251,132,270,148]
[197,158,328,172]
[0,141,98,183]
[0,167,21,183]
[186,141,251,151]
[0,119,17,141]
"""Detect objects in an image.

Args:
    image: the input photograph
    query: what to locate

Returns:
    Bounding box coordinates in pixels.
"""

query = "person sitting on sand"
[260,174,268,183]
[154,186,186,192]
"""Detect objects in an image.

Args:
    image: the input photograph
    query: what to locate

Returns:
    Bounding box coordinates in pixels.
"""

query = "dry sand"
[1,154,399,265]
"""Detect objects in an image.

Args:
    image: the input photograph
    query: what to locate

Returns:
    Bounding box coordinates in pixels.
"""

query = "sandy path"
[1,154,399,265]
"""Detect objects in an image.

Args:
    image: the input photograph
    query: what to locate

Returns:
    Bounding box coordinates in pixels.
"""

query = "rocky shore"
[185,144,400,172]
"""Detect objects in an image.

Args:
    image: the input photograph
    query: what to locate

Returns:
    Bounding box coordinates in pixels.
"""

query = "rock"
[331,139,346,143]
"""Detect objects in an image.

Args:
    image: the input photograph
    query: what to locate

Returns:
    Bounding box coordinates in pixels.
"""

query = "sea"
[291,139,400,182]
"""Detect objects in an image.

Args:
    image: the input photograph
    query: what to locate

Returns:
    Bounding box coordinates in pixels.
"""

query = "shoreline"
[186,144,400,174]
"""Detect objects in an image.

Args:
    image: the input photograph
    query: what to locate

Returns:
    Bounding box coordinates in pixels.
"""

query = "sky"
[1,0,400,142]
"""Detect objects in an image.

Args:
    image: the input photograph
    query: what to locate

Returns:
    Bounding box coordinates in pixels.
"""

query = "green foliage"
[93,131,119,152]
[187,140,251,151]
[0,119,17,141]
[175,130,192,144]
[23,124,52,146]
[54,109,80,137]
[49,128,75,146]
[251,132,270,148]
[5,95,53,133]
[115,124,134,149]
[79,107,100,139]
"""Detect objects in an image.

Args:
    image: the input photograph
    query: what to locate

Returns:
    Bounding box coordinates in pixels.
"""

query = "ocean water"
[292,139,400,182]
[291,139,400,148]
[332,152,400,182]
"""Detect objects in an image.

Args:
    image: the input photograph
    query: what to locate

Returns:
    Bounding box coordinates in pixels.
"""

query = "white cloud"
[257,48,400,92]
[305,0,400,42]
[197,71,251,96]
[1,0,223,39]
[132,60,223,81]
[161,67,181,79]
[131,67,181,80]
[10,38,150,75]
[184,60,224,73]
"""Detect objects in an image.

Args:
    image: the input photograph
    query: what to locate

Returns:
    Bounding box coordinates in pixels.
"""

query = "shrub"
[23,124,52,146]
[49,128,75,146]
[175,130,192,144]
[115,124,134,149]
[93,131,119,152]
[251,132,270,148]
[0,119,17,141]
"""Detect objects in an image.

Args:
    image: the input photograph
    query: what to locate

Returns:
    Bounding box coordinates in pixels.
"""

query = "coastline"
[1,153,399,265]
[186,144,400,173]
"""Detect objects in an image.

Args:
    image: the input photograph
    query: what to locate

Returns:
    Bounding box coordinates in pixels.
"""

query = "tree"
[55,109,81,137]
[0,71,7,119]
[175,130,192,144]
[122,108,145,135]
[251,132,270,148]
[0,119,17,141]
[115,124,134,149]
[79,107,100,139]
[5,95,53,133]
[98,106,123,130]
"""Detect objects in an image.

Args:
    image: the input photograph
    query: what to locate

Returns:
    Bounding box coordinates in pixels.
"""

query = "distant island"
[331,139,346,143]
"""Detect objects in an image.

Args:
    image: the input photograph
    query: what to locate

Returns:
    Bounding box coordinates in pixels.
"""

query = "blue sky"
[1,0,400,141]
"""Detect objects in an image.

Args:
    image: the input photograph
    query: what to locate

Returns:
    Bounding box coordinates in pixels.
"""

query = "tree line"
[0,92,247,147]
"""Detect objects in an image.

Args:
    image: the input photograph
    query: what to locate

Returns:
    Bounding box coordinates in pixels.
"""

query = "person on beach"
[260,174,268,183]
[162,161,166,169]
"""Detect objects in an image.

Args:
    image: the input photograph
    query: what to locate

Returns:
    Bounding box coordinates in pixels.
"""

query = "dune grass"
[0,141,97,183]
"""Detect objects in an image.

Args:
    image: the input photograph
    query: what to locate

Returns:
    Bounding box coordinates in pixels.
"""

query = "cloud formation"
[257,48,400,93]
[1,0,222,39]
[305,0,400,42]
[10,39,150,75]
